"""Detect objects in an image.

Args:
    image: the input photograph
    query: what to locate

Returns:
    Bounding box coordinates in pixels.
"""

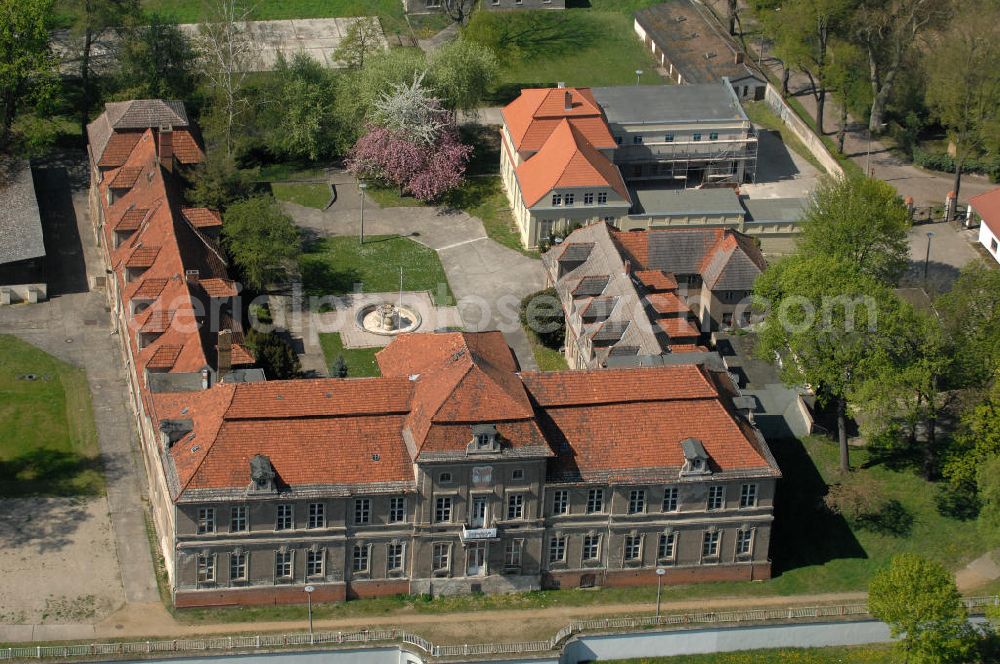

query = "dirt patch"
[0,497,123,624]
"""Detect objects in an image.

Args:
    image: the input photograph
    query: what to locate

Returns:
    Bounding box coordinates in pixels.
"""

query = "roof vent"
[557,81,566,88]
[324,392,333,398]
[409,373,421,381]
[450,349,466,362]
[191,445,201,453]
[275,394,284,400]
[180,406,189,415]
[371,453,380,462]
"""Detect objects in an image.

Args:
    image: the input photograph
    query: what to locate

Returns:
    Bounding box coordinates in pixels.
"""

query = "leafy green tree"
[977,454,1000,547]
[268,53,338,161]
[943,376,1000,498]
[924,0,1000,204]
[0,0,57,145]
[758,0,855,133]
[332,18,383,70]
[335,48,427,145]
[221,195,301,291]
[186,149,258,211]
[826,41,871,154]
[68,0,139,136]
[936,261,1000,388]
[427,38,498,112]
[797,173,911,284]
[868,553,977,664]
[245,328,301,380]
[114,13,198,101]
[755,253,897,471]
[332,355,348,378]
[520,288,566,351]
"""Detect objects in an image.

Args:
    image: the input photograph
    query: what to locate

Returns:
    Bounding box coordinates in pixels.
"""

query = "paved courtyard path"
[282,181,546,371]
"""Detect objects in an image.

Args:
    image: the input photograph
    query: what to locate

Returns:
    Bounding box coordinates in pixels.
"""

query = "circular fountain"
[355,301,422,336]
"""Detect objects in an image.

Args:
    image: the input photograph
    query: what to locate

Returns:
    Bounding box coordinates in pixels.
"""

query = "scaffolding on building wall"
[617,132,758,188]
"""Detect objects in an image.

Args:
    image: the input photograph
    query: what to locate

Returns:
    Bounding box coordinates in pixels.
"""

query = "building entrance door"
[467,542,486,576]
[471,497,487,528]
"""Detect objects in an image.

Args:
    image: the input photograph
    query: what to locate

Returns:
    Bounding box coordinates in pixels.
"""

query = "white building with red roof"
[969,187,1000,263]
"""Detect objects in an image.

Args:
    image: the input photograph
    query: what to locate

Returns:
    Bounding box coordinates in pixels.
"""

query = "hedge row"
[913,148,1000,182]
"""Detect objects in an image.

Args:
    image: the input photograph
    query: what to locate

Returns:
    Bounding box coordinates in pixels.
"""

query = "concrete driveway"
[283,187,546,370]
[901,220,981,292]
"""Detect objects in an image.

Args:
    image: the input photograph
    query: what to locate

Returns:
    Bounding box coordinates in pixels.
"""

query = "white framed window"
[564,193,575,206]
[740,484,758,508]
[584,192,594,205]
[624,535,642,561]
[512,468,525,481]
[582,534,601,561]
[354,498,371,524]
[197,507,215,534]
[549,535,567,563]
[275,504,293,531]
[586,488,604,514]
[439,472,453,484]
[658,532,676,560]
[736,529,754,556]
[308,503,325,529]
[662,487,678,512]
[504,539,523,569]
[552,193,562,206]
[507,494,524,520]
[387,542,405,572]
[552,489,569,515]
[306,549,325,577]
[664,133,674,142]
[230,551,247,581]
[432,542,451,573]
[230,506,247,532]
[702,531,720,558]
[435,496,453,523]
[275,550,293,578]
[196,553,215,582]
[693,132,702,141]
[627,489,646,514]
[352,544,370,573]
[709,132,719,140]
[707,485,725,511]
[597,192,608,204]
[389,496,406,523]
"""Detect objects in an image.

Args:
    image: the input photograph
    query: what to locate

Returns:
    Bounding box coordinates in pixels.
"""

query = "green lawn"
[0,335,103,497]
[318,333,381,378]
[141,0,409,32]
[299,235,454,305]
[525,327,569,371]
[469,3,663,104]
[608,645,897,664]
[271,182,332,209]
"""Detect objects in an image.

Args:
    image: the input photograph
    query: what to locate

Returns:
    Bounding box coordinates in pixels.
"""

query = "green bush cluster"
[913,148,1000,182]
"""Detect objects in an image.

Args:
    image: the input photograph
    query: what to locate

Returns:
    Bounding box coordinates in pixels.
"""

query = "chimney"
[185,269,199,285]
[564,91,573,111]
[557,81,566,88]
[624,259,632,276]
[200,368,210,390]
[158,126,174,172]
[734,51,744,64]
[217,329,232,376]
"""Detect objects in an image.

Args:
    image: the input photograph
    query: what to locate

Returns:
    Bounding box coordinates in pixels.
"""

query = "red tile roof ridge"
[167,384,239,496]
[521,363,718,407]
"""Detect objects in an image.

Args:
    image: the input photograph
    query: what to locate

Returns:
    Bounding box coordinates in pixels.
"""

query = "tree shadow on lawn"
[768,438,867,577]
[299,258,362,298]
[0,449,105,500]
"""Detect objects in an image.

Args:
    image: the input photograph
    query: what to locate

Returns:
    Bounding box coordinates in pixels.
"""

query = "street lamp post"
[924,231,935,285]
[635,69,643,86]
[358,182,368,245]
[655,568,666,620]
[304,585,315,643]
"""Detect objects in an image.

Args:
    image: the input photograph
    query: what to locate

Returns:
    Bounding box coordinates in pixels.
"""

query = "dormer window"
[679,438,712,476]
[249,454,277,493]
[468,424,500,454]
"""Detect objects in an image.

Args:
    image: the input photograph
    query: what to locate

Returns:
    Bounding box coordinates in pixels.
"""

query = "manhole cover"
[64,338,73,343]
[18,374,38,381]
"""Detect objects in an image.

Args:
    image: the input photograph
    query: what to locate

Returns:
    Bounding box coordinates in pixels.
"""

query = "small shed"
[0,160,47,303]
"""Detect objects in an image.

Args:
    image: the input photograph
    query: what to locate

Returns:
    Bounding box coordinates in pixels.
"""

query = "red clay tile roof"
[198,278,238,298]
[114,207,150,232]
[98,132,143,167]
[516,119,630,208]
[634,269,678,292]
[523,365,718,407]
[181,207,223,229]
[655,317,701,339]
[109,166,143,189]
[148,344,184,370]
[648,292,689,315]
[971,188,1000,237]
[132,277,168,300]
[140,309,175,334]
[172,129,204,164]
[502,87,616,153]
[224,377,413,420]
[125,245,161,268]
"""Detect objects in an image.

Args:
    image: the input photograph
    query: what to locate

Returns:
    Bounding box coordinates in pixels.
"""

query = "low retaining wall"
[763,83,844,178]
[0,283,47,304]
[544,562,771,590]
[174,582,346,608]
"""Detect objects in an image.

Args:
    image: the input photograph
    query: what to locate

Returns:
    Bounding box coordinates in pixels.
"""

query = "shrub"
[913,148,1000,182]
[519,288,565,350]
[245,329,301,380]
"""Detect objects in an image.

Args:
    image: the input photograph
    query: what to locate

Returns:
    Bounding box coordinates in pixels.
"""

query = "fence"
[762,83,845,179]
[1,597,996,662]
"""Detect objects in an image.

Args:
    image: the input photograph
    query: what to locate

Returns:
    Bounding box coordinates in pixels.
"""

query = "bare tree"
[442,0,477,26]
[196,0,259,156]
[371,72,447,145]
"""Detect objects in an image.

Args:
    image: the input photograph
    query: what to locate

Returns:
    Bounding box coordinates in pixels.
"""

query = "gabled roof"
[0,160,44,266]
[502,87,616,153]
[700,232,767,289]
[516,119,630,208]
[87,99,194,168]
[971,187,1000,238]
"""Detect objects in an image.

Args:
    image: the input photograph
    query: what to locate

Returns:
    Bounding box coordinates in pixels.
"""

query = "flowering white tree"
[370,72,448,145]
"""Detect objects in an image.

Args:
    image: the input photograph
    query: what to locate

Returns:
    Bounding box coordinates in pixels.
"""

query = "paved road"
[283,180,546,371]
[0,164,160,641]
